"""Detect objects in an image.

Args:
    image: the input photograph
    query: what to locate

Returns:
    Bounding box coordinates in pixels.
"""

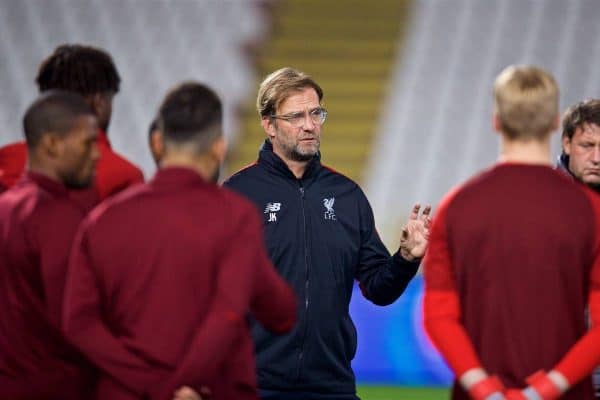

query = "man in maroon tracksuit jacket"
[424,65,600,400]
[63,82,297,400]
[0,91,100,398]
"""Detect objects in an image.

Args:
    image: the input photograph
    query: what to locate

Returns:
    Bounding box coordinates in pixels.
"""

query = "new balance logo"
[323,198,336,220]
[264,203,281,213]
[264,202,281,223]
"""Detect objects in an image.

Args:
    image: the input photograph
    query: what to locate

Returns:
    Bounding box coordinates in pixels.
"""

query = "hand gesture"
[399,204,432,261]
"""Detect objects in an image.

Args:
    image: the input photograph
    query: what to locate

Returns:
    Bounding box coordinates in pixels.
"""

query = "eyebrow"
[283,107,322,115]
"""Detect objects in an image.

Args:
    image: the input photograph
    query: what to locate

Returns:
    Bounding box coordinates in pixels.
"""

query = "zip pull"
[299,187,305,197]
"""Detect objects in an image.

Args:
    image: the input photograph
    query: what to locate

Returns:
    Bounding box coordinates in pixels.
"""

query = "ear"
[562,135,572,156]
[551,114,560,132]
[149,130,165,164]
[210,135,228,164]
[261,117,276,140]
[88,93,105,116]
[492,113,503,134]
[39,132,63,158]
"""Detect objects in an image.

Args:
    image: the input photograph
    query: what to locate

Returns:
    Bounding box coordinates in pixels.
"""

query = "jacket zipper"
[296,183,310,382]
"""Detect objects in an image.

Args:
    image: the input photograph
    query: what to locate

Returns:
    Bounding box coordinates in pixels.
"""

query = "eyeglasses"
[270,108,327,127]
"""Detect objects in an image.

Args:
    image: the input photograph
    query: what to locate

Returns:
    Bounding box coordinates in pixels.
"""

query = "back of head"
[494,65,559,140]
[35,44,121,95]
[23,90,94,149]
[561,99,600,140]
[256,67,323,118]
[158,82,223,154]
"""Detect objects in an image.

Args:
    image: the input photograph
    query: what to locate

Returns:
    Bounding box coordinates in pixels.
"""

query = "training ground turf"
[357,385,450,399]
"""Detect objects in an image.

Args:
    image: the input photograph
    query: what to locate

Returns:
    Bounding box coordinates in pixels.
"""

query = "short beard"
[63,171,94,189]
[288,147,316,162]
[64,178,93,190]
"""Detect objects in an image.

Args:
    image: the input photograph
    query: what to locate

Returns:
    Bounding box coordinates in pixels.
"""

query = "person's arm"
[249,242,296,334]
[154,204,277,399]
[62,223,168,396]
[355,190,428,306]
[423,196,505,400]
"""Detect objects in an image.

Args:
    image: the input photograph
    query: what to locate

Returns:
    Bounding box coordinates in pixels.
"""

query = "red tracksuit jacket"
[63,167,297,400]
[0,172,95,399]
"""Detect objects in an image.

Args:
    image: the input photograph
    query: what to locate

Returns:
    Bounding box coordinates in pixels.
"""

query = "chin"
[65,175,95,189]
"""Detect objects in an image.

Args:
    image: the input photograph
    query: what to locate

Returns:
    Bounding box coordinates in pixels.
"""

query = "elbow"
[271,317,296,334]
[360,282,403,306]
[364,288,400,306]
[270,301,298,334]
[369,296,396,307]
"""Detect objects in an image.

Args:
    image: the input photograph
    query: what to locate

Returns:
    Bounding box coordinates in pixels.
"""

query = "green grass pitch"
[357,385,450,399]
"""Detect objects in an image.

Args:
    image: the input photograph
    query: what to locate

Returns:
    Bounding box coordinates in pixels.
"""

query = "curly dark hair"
[35,44,120,95]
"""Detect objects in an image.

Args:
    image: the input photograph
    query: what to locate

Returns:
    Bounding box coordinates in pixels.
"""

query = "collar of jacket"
[555,152,576,180]
[22,171,70,197]
[151,166,211,190]
[258,139,322,181]
[97,129,111,149]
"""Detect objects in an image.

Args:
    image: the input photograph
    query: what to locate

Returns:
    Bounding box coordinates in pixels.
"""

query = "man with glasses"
[224,67,430,400]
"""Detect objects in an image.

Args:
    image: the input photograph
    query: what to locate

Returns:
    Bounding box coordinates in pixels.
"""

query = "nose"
[592,146,600,164]
[301,112,316,131]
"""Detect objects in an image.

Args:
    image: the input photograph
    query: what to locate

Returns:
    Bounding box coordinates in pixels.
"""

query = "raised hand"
[399,203,432,261]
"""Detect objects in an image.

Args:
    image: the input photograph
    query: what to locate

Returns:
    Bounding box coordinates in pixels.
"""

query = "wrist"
[525,370,567,400]
[460,368,504,400]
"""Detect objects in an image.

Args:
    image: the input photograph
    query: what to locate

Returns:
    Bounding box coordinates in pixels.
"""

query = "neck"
[272,148,310,179]
[161,152,215,181]
[26,157,63,184]
[498,135,552,165]
[285,158,310,179]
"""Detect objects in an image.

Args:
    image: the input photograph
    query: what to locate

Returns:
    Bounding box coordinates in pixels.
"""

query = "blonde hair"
[493,65,559,140]
[256,67,323,118]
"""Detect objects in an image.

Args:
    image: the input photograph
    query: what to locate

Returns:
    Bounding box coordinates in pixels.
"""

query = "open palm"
[399,204,432,260]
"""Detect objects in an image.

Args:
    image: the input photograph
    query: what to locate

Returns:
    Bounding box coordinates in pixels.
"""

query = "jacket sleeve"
[62,222,168,396]
[250,240,297,334]
[155,202,284,398]
[354,188,420,306]
[423,194,483,377]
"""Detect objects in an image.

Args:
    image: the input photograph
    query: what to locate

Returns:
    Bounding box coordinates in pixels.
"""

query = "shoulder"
[318,165,367,208]
[97,146,144,180]
[82,182,151,232]
[219,185,262,223]
[223,162,261,187]
[0,141,27,157]
[2,184,84,234]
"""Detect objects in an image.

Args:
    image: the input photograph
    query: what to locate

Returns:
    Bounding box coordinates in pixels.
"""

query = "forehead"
[278,88,320,113]
[573,123,600,141]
